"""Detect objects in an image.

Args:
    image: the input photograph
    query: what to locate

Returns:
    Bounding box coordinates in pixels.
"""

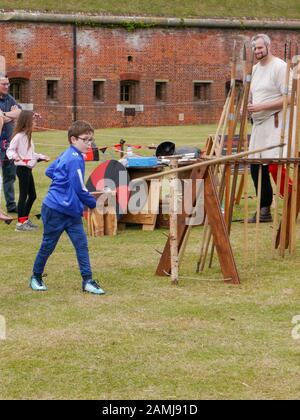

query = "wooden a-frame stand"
[156,165,240,285]
[276,165,300,249]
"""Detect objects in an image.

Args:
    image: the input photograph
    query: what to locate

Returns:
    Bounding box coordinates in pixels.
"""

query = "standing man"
[0,74,21,213]
[248,33,291,223]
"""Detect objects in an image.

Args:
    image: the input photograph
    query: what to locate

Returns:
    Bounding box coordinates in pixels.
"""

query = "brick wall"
[1,22,299,129]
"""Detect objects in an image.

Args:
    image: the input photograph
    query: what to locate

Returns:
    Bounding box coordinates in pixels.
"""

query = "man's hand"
[247,103,266,113]
[6,105,21,120]
[248,97,285,114]
[0,109,12,123]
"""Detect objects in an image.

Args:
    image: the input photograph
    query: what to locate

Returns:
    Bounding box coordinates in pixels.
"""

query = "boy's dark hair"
[68,120,94,144]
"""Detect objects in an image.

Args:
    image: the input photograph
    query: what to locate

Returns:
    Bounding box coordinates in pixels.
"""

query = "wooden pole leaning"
[198,46,244,273]
[208,166,227,269]
[241,43,250,264]
[205,47,254,272]
[289,58,300,254]
[196,95,232,272]
[272,41,292,255]
[194,64,235,273]
[255,165,262,266]
[227,49,255,238]
[224,41,237,225]
[243,120,250,264]
[210,87,232,156]
[279,46,299,255]
[206,88,246,270]
[169,158,180,285]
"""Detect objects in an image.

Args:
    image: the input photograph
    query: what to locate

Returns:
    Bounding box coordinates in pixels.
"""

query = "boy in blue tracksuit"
[30,120,105,295]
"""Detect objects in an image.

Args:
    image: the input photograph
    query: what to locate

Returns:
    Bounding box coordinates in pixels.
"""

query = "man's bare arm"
[248,96,291,113]
[6,105,21,119]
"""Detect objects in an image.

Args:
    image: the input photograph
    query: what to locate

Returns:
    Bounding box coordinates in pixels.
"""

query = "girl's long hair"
[12,110,34,150]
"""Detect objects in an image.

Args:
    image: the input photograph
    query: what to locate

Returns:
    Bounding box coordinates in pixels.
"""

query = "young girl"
[0,111,11,222]
[0,112,3,209]
[6,110,50,231]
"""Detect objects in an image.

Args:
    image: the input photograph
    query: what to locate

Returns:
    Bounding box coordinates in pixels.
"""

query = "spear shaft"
[289,55,300,254]
[227,49,255,236]
[279,45,299,255]
[272,40,292,254]
[224,41,237,224]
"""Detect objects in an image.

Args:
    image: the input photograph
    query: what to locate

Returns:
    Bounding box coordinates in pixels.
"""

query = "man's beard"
[256,47,269,61]
[257,54,266,61]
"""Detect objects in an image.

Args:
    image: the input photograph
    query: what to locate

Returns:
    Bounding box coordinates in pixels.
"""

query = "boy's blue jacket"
[43,145,96,217]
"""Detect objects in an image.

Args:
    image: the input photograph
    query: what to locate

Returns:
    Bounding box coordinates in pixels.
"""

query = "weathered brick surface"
[1,22,299,129]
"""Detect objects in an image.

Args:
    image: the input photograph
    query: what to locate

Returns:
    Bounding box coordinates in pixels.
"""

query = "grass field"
[1,0,300,20]
[0,124,300,400]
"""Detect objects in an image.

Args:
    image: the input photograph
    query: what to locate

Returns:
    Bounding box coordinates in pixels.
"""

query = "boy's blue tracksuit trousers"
[33,204,92,281]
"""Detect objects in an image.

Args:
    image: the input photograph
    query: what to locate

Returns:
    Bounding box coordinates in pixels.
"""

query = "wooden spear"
[243,150,250,265]
[196,91,232,272]
[169,158,180,285]
[255,165,262,266]
[289,54,300,254]
[284,40,288,63]
[272,41,292,255]
[227,48,255,236]
[224,41,237,225]
[279,45,298,255]
[208,166,227,269]
[193,62,235,272]
[210,87,232,155]
[235,43,248,207]
[200,61,245,272]
[207,84,246,268]
[241,43,250,265]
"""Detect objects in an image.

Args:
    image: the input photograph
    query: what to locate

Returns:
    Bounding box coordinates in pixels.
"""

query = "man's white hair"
[251,34,271,48]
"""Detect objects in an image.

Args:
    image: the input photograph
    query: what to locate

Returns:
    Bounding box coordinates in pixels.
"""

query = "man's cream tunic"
[249,57,293,158]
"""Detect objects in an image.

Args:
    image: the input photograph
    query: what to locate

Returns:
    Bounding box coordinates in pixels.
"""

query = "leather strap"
[274,112,279,128]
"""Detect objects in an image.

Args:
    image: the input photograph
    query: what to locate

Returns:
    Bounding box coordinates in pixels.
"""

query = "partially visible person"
[30,120,105,295]
[6,111,50,231]
[0,75,21,213]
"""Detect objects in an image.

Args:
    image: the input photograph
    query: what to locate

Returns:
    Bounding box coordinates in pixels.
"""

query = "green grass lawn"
[0,124,300,400]
[1,0,300,20]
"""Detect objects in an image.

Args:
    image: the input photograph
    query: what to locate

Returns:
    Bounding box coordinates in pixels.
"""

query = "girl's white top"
[6,132,46,168]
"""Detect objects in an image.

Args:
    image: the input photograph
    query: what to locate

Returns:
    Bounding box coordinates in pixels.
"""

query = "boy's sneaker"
[82,279,105,295]
[15,220,36,232]
[30,275,48,291]
[27,219,38,229]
